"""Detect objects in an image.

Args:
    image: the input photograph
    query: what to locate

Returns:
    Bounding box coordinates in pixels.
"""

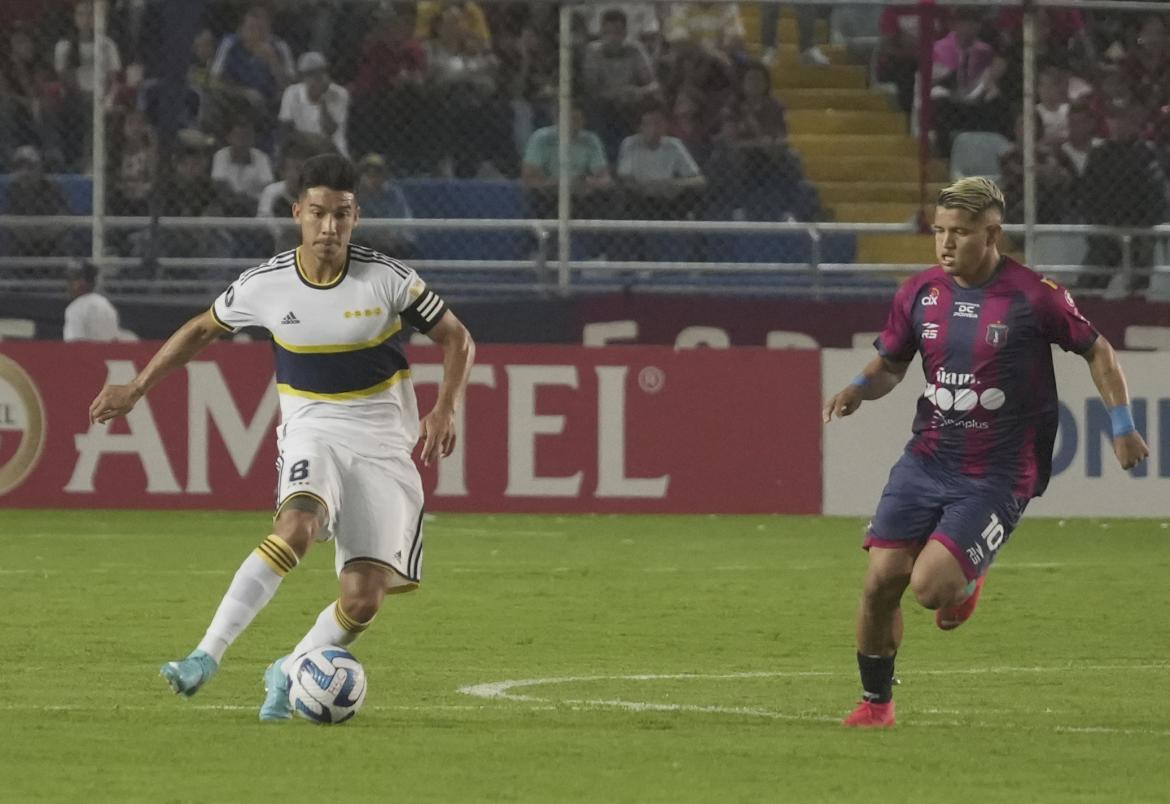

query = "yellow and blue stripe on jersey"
[272,321,411,400]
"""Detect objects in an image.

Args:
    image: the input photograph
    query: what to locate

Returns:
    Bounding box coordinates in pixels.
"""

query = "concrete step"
[787,108,905,135]
[790,134,918,159]
[742,16,831,46]
[772,64,868,90]
[803,155,948,183]
[857,233,937,265]
[830,203,932,223]
[816,181,947,205]
[778,89,894,112]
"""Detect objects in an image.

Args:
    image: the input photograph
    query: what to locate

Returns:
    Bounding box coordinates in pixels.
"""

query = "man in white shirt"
[63,261,120,342]
[618,105,706,218]
[278,52,350,157]
[211,119,275,215]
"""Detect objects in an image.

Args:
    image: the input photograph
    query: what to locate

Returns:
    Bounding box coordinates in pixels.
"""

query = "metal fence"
[2,0,1170,303]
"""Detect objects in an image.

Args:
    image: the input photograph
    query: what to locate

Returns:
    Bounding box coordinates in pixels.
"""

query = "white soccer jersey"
[210,244,448,455]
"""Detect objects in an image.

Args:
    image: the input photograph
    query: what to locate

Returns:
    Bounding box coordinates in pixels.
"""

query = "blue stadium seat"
[400,179,528,261]
[705,232,857,264]
[0,173,93,214]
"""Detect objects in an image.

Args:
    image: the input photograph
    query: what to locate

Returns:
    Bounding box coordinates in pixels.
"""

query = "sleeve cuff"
[209,304,236,333]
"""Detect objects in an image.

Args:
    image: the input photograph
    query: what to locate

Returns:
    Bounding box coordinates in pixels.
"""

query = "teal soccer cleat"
[160,650,218,698]
[259,655,292,721]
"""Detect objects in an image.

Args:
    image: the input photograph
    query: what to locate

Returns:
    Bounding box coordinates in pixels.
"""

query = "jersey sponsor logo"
[953,301,980,319]
[986,322,1009,347]
[934,367,975,386]
[225,285,236,307]
[281,311,301,325]
[921,287,940,306]
[0,355,47,496]
[922,322,939,340]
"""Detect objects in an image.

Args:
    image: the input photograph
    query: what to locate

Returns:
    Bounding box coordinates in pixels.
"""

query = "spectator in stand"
[278,52,350,157]
[257,147,308,253]
[1121,15,1170,112]
[108,109,156,217]
[522,103,615,223]
[667,87,713,167]
[188,28,219,130]
[618,104,706,228]
[1080,104,1165,291]
[998,110,1071,225]
[583,8,660,159]
[996,8,1095,96]
[55,0,123,170]
[0,145,72,257]
[666,3,746,58]
[1055,101,1105,222]
[209,5,294,138]
[757,3,831,69]
[578,4,661,50]
[1036,64,1071,145]
[163,144,234,258]
[706,61,804,221]
[416,1,491,48]
[63,260,120,343]
[424,5,513,177]
[495,17,558,163]
[0,22,65,169]
[930,9,1010,158]
[876,4,951,116]
[354,153,417,258]
[211,119,275,216]
[349,5,427,173]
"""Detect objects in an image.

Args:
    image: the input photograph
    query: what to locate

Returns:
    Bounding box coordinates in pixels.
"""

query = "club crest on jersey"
[986,322,1009,347]
[921,287,940,306]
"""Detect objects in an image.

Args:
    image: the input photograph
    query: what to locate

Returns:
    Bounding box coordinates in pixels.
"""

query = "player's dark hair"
[295,153,358,198]
[601,8,628,28]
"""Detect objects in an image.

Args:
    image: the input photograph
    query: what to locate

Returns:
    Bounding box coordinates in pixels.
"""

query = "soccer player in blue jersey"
[88,154,475,720]
[823,177,1149,728]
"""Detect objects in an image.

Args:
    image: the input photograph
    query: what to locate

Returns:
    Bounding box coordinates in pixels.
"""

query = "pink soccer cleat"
[843,700,896,728]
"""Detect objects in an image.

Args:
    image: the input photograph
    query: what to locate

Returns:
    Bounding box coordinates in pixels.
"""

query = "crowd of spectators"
[2,2,1169,275]
[0,1,829,261]
[876,4,1170,287]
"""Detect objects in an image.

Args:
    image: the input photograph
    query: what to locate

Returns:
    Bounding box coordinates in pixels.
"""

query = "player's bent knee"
[909,574,965,611]
[861,568,911,607]
[338,590,383,624]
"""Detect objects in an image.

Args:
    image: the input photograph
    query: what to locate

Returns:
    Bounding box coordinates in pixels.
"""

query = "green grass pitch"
[1,510,1167,803]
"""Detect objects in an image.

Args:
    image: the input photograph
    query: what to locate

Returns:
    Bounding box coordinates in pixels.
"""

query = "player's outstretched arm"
[822,355,910,423]
[1082,336,1150,470]
[88,311,226,424]
[418,311,475,467]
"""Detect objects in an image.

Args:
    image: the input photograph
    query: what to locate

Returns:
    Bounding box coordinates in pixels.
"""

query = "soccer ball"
[287,646,368,724]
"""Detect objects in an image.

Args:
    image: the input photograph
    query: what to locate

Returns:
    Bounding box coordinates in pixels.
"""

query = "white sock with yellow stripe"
[281,601,373,675]
[196,535,299,663]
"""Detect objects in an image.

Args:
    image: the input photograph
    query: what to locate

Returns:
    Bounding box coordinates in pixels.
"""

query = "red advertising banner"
[0,343,821,514]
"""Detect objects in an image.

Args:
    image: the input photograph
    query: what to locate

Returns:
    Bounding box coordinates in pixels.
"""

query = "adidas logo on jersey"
[280,312,300,325]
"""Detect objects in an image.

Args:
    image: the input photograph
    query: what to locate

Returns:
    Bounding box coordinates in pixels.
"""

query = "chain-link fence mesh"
[1,1,1169,300]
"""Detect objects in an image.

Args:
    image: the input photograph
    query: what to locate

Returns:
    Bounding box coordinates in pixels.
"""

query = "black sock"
[857,652,895,704]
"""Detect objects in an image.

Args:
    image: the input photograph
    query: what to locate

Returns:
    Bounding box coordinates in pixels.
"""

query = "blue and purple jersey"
[875,257,1098,498]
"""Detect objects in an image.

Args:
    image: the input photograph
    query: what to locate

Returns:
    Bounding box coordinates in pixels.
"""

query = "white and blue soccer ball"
[288,646,367,725]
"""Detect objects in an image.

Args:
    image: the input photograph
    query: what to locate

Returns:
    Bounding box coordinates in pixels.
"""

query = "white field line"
[456,665,1170,737]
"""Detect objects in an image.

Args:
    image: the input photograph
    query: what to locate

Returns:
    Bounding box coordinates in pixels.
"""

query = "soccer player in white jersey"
[88,154,475,720]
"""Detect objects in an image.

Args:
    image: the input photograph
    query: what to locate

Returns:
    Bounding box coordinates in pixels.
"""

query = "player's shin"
[281,601,373,675]
[195,535,299,662]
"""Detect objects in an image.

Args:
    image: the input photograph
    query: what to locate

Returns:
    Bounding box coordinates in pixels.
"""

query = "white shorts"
[276,429,424,591]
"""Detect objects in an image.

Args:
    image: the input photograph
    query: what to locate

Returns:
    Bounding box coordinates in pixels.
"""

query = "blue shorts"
[864,453,1029,581]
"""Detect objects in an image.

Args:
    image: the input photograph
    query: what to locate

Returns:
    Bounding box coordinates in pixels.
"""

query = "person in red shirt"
[349,6,428,174]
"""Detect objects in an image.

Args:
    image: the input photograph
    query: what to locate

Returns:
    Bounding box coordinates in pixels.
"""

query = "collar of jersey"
[947,255,1008,292]
[295,246,349,290]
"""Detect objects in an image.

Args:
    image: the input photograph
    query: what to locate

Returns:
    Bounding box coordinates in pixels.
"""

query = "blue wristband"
[850,374,869,388]
[1109,404,1136,438]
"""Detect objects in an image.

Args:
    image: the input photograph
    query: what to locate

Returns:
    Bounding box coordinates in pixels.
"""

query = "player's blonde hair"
[937,177,1006,218]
